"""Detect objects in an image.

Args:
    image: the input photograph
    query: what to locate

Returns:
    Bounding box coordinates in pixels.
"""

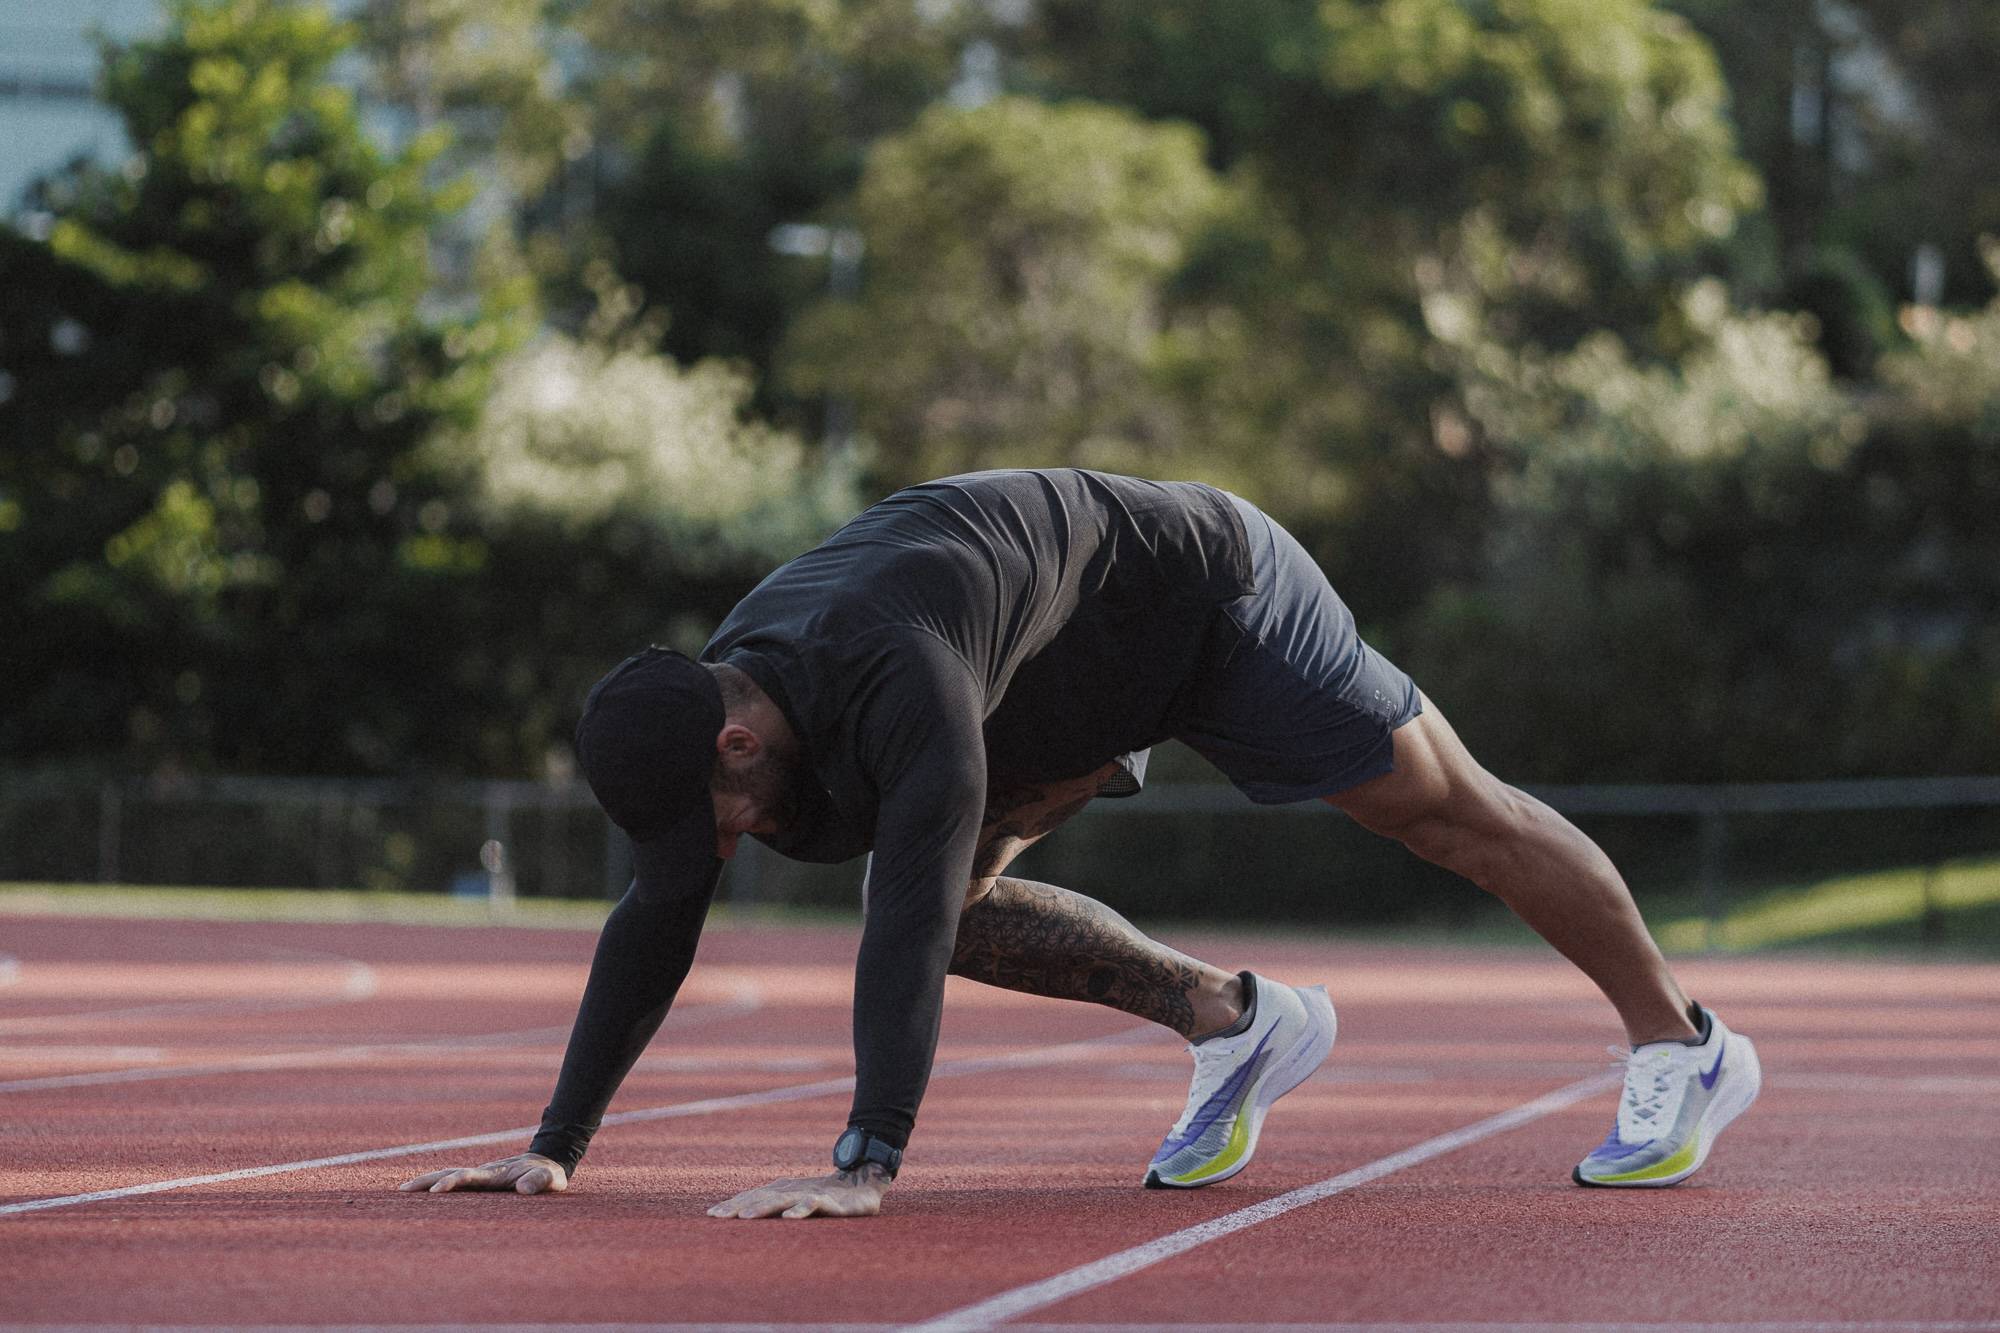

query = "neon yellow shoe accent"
[1166,1113,1254,1184]
[1586,1135,1700,1184]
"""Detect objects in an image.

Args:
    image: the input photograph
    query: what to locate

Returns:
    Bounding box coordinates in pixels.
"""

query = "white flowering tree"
[452,333,858,567]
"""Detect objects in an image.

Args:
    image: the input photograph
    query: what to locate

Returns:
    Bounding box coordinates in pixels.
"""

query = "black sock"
[1675,1001,1712,1046]
[1192,971,1258,1044]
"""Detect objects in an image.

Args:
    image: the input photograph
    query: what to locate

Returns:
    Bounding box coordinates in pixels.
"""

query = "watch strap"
[833,1127,902,1179]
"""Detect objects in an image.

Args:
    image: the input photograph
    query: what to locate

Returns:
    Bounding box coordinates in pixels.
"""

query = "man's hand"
[706,1165,890,1219]
[398,1152,569,1195]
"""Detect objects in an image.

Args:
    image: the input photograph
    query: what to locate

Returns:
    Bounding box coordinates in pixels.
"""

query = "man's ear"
[716,722,762,760]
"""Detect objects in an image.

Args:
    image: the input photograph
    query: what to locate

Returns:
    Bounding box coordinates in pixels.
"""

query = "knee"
[963,875,998,912]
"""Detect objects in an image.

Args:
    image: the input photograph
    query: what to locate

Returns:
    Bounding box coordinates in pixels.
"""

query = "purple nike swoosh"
[1153,1032,1274,1159]
[1700,1037,1727,1090]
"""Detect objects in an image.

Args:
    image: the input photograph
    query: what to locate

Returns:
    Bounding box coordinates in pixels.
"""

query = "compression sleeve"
[843,634,989,1151]
[527,831,723,1174]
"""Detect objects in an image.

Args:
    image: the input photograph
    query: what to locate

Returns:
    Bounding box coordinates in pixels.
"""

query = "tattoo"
[949,877,1205,1035]
[971,770,1113,880]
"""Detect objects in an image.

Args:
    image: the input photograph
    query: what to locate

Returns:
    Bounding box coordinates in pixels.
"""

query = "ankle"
[1190,970,1251,1041]
[1628,1000,1705,1047]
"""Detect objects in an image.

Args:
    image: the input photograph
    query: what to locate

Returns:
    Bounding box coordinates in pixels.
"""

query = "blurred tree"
[990,0,1760,620]
[1024,0,1756,350]
[1666,1,2000,346]
[350,0,584,313]
[353,0,576,200]
[1408,257,2000,781]
[424,319,864,771]
[559,0,977,397]
[1410,287,1857,779]
[0,0,526,775]
[781,96,1259,490]
[1843,1,2000,303]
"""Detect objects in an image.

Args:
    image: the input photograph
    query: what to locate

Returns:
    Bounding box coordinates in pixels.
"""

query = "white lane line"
[0,991,344,1034]
[1097,1062,1439,1085]
[905,1072,1624,1333]
[6,1323,1996,1332]
[0,952,378,1035]
[0,1024,1155,1217]
[976,1320,2000,1328]
[0,954,18,986]
[0,1047,167,1068]
[1774,1072,2000,1095]
[964,1320,2000,1328]
[0,1029,562,1094]
[0,974,762,1095]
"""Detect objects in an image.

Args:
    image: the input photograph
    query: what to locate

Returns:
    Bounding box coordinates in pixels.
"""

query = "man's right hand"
[399,1152,568,1195]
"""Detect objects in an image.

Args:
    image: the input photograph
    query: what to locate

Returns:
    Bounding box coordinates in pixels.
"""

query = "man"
[401,469,1760,1217]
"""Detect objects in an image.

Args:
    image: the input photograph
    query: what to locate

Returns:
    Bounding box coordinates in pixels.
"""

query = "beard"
[714,745,803,828]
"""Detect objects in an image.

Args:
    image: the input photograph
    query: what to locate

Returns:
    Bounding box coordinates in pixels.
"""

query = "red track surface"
[2,908,1998,1329]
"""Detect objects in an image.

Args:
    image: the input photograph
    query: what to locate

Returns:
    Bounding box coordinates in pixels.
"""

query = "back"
[705,469,1254,841]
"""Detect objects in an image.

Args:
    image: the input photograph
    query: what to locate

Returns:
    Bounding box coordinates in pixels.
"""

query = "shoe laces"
[1608,1043,1690,1141]
[1168,1037,1237,1129]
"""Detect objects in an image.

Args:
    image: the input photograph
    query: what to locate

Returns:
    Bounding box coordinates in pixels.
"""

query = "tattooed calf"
[949,877,1205,1035]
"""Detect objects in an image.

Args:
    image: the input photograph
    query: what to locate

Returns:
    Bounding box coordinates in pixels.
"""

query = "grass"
[0,881,883,932]
[8,855,2000,958]
[0,881,617,929]
[1654,854,2000,956]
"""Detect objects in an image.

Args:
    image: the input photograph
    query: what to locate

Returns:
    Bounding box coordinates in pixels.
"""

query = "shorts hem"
[1211,696,1424,806]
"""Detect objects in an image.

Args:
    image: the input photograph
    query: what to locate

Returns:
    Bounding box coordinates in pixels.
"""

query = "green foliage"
[1784,246,1897,380]
[1012,0,1760,626]
[1667,0,2000,319]
[1878,240,2000,436]
[0,0,524,774]
[1028,0,1756,341]
[437,329,860,565]
[1406,267,2000,781]
[783,96,1254,490]
[353,0,578,199]
[7,0,2000,799]
[561,0,973,378]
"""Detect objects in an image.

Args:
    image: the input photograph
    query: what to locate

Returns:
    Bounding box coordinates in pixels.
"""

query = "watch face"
[833,1127,866,1171]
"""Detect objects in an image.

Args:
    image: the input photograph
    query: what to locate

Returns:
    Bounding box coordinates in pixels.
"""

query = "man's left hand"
[706,1166,890,1219]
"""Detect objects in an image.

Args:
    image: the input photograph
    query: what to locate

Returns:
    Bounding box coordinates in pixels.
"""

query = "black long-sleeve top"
[530,470,1254,1173]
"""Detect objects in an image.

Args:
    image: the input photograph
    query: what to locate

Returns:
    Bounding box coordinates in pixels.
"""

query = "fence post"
[541,784,564,900]
[97,779,121,884]
[481,783,516,907]
[314,783,343,888]
[1697,804,1728,953]
[1920,861,1945,950]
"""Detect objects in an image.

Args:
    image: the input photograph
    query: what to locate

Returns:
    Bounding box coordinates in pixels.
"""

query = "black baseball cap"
[574,647,725,851]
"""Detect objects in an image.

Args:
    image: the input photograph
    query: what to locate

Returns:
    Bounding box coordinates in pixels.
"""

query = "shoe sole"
[1573,1031,1763,1188]
[1144,984,1337,1189]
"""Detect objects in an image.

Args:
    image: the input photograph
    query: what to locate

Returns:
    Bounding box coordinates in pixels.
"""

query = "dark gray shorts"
[1171,495,1423,803]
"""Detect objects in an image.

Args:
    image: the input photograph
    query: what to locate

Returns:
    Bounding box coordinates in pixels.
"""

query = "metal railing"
[3,770,1997,947]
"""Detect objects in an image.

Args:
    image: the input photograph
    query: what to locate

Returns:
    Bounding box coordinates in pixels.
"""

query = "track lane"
[1,915,1996,1327]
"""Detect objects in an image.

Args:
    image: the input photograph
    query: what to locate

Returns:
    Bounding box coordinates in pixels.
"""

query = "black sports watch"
[832,1127,902,1179]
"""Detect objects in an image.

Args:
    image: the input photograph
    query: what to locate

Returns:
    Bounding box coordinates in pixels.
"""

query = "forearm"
[529,870,717,1172]
[846,867,963,1148]
[840,634,988,1151]
[949,877,1218,1036]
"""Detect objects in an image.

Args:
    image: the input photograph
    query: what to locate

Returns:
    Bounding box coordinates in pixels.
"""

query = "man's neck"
[715,662,800,755]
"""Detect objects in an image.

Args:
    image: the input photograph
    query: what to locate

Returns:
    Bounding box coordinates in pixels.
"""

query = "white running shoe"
[1143,972,1336,1189]
[1573,1003,1762,1188]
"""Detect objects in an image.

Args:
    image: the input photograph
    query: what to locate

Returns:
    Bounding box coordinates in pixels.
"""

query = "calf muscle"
[949,877,1207,1036]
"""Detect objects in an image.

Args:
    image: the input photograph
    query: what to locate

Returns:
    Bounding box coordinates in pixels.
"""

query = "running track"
[1,907,1996,1330]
